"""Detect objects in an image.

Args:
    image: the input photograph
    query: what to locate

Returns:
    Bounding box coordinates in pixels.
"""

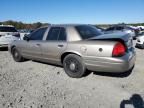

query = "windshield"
[0,27,17,32]
[75,25,102,39]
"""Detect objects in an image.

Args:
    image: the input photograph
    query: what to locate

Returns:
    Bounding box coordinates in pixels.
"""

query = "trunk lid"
[90,32,133,50]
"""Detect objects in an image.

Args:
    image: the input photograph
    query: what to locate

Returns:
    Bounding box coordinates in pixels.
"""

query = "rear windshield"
[75,25,102,39]
[0,27,17,32]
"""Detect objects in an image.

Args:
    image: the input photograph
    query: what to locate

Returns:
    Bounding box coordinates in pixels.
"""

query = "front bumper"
[0,40,12,48]
[0,44,8,48]
[84,50,136,73]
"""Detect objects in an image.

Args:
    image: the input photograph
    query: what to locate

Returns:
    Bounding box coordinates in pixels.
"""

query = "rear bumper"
[84,50,136,73]
[135,43,144,49]
[0,41,9,48]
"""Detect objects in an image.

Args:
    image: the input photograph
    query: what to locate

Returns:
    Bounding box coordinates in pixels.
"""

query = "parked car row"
[135,32,144,49]
[104,25,140,39]
[0,25,34,48]
[101,24,144,49]
[8,24,136,78]
[137,26,144,31]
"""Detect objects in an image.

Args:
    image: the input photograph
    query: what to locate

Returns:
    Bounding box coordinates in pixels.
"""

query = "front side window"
[29,27,47,40]
[75,25,102,39]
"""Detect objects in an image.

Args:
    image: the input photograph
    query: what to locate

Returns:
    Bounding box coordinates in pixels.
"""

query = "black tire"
[142,43,144,49]
[12,47,24,62]
[63,54,86,78]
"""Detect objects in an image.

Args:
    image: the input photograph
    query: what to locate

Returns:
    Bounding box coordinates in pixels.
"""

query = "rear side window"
[46,27,66,41]
[0,27,17,32]
[29,27,47,40]
[75,25,102,39]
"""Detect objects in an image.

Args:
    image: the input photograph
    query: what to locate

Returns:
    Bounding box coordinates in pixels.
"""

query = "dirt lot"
[0,47,144,108]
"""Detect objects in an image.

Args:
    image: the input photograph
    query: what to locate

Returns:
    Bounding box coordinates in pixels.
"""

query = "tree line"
[0,20,49,30]
[0,20,144,29]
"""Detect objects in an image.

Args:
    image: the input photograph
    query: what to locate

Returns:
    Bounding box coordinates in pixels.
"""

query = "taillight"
[112,42,126,57]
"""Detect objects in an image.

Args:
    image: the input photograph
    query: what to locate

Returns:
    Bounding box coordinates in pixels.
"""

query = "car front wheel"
[12,47,24,62]
[63,54,86,78]
[142,42,144,49]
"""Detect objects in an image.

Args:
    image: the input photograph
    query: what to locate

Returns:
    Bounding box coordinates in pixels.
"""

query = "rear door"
[21,27,47,59]
[41,27,67,63]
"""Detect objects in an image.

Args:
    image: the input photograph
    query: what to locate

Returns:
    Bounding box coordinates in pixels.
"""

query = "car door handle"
[58,45,64,48]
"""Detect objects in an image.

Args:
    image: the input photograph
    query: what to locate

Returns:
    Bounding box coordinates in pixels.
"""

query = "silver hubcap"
[69,63,76,71]
[15,51,18,58]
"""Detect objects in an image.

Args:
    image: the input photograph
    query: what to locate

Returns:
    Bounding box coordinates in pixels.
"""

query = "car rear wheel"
[63,54,86,78]
[12,47,24,62]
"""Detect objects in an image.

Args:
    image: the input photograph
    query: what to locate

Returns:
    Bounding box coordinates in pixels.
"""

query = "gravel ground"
[0,47,144,108]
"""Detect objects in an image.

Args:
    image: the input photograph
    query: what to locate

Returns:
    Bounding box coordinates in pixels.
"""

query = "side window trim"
[57,27,67,41]
[43,27,51,40]
[56,27,61,40]
[46,27,61,41]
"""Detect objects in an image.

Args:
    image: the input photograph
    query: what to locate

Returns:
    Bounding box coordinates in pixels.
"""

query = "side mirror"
[23,35,30,41]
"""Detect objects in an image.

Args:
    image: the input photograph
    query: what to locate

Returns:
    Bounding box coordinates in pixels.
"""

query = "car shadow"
[33,60,92,77]
[92,66,134,78]
[120,94,144,108]
[30,60,134,78]
[0,47,8,51]
[32,60,63,68]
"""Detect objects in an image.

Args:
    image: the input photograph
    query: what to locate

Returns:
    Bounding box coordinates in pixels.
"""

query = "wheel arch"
[61,51,82,64]
[11,45,16,53]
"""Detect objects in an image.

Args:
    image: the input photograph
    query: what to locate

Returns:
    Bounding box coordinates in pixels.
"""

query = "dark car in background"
[105,25,140,39]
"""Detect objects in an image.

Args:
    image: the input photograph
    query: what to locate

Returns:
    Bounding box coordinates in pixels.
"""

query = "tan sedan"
[9,24,136,78]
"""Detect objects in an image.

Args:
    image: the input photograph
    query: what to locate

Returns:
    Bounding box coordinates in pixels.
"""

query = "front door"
[21,27,47,59]
[21,40,42,59]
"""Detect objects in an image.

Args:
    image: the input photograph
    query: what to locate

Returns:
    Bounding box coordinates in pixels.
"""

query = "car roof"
[0,25,14,27]
[44,24,91,28]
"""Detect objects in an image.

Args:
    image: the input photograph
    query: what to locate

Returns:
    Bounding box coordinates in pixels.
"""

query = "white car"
[0,25,20,48]
[18,29,32,40]
[136,32,144,49]
[137,26,144,30]
[105,25,136,38]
